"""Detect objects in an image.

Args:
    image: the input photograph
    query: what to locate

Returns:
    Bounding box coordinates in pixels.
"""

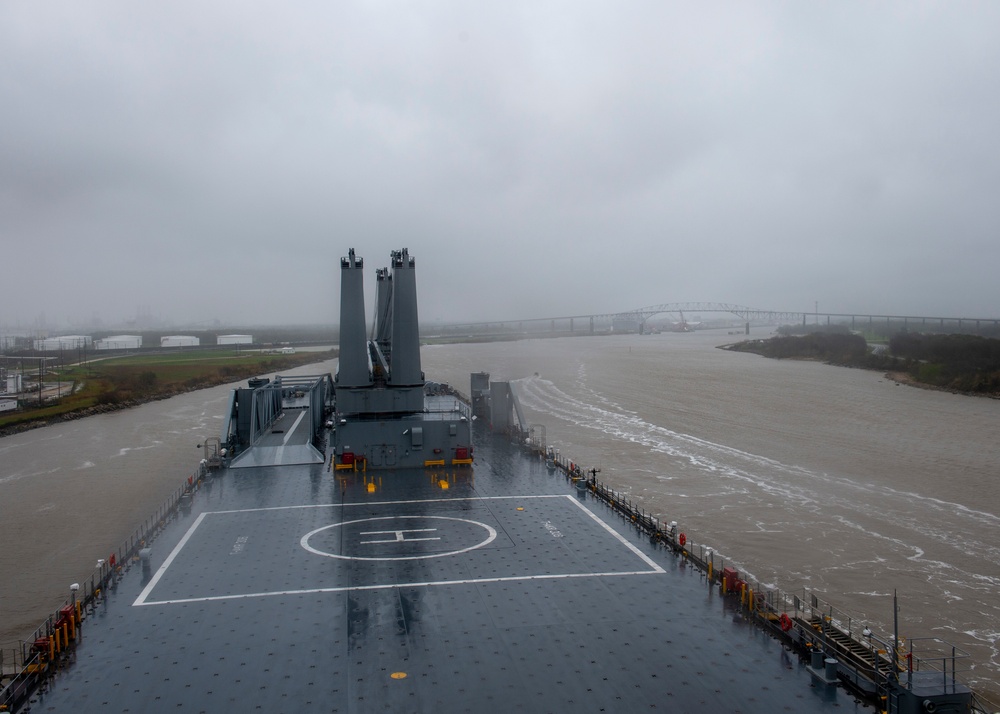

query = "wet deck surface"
[30,430,873,713]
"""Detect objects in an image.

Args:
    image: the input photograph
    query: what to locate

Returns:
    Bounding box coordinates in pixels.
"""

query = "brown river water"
[2,331,999,698]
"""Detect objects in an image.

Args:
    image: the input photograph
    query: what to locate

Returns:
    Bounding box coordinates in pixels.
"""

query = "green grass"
[99,350,250,366]
[0,349,335,430]
[0,380,105,425]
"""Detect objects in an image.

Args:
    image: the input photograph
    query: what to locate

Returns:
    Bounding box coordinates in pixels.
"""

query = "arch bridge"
[437,303,796,336]
[614,302,803,332]
[436,303,1000,337]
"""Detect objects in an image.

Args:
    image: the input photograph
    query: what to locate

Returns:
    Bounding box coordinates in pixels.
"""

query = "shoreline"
[5,341,996,443]
[882,369,1000,398]
[0,388,210,439]
[0,351,338,439]
[720,342,1000,400]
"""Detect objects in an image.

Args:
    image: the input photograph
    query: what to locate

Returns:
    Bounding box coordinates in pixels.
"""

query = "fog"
[2,2,998,328]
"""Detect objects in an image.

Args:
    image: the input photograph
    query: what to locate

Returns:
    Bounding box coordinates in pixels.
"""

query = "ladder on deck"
[800,615,898,680]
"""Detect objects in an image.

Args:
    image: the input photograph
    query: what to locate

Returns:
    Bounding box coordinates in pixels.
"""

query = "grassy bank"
[0,349,336,434]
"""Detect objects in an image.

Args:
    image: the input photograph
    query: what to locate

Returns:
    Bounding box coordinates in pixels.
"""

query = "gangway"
[222,373,333,468]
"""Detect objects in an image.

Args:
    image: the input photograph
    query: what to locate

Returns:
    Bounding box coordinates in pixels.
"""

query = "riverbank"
[0,349,337,438]
[722,333,1000,398]
[882,369,1000,398]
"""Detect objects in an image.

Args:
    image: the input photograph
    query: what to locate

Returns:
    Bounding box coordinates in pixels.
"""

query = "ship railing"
[517,432,998,711]
[676,560,997,712]
[4,459,210,710]
[742,587,904,687]
[531,436,894,640]
[894,639,1000,714]
[900,638,973,690]
[0,650,43,712]
[971,690,1000,714]
[423,394,472,421]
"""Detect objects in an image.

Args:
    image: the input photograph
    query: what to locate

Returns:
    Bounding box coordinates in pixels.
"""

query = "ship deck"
[29,427,872,713]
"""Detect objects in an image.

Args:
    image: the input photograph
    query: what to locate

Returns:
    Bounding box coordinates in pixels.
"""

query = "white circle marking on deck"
[300,515,497,561]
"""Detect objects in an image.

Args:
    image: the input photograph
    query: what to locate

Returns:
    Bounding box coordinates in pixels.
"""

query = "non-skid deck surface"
[32,439,870,713]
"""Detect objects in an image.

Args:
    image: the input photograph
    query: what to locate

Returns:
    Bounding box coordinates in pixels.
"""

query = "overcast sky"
[2,1,998,328]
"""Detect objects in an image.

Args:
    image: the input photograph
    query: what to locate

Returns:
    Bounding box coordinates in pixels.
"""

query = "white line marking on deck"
[564,496,666,573]
[134,494,665,606]
[133,511,208,606]
[208,494,566,515]
[283,411,306,445]
[135,569,663,606]
[358,528,439,544]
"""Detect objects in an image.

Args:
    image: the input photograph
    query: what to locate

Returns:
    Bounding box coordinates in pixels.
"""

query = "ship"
[0,249,983,713]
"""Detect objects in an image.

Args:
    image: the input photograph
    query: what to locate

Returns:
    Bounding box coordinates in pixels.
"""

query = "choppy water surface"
[2,334,998,698]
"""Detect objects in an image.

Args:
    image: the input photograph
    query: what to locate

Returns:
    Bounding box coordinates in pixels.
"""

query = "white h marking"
[359,528,440,544]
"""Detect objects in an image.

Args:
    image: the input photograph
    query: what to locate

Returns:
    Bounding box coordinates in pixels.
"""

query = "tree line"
[889,333,1000,393]
[726,331,1000,395]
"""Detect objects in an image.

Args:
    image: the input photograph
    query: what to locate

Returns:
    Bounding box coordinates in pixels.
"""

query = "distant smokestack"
[337,249,371,387]
[374,267,392,348]
[388,249,422,386]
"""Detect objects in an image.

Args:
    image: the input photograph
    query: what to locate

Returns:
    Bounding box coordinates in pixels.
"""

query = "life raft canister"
[779,613,793,632]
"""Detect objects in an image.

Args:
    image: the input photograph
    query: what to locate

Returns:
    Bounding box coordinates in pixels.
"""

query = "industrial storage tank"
[217,334,253,345]
[32,335,92,351]
[95,335,142,350]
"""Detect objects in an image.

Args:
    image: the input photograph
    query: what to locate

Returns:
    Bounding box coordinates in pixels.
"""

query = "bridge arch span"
[615,302,803,329]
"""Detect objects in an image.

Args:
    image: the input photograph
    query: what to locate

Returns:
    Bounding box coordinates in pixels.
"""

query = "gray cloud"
[2,1,998,328]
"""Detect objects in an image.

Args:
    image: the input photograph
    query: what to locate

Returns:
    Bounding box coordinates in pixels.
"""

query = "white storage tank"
[217,334,253,345]
[33,335,92,351]
[4,373,23,393]
[95,335,143,350]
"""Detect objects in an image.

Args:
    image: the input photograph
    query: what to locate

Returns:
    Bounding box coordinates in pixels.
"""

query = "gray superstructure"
[332,249,471,471]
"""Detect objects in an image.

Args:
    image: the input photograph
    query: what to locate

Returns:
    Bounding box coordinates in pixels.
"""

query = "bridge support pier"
[745,322,750,335]
[590,316,594,334]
